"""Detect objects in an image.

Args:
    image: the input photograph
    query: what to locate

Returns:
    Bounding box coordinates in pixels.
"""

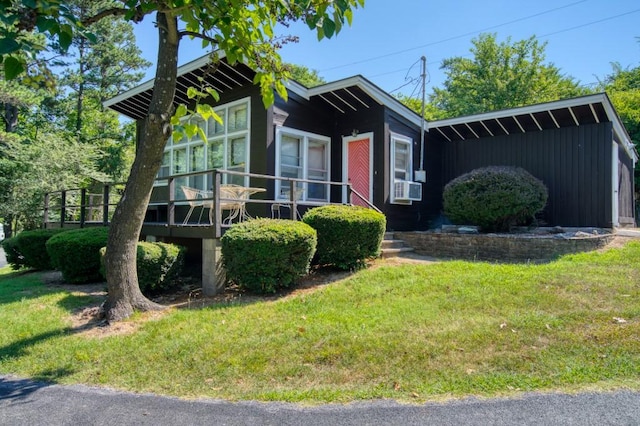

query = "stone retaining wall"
[394,231,615,263]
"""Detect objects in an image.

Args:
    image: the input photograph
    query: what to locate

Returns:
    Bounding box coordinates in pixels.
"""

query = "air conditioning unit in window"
[394,181,422,201]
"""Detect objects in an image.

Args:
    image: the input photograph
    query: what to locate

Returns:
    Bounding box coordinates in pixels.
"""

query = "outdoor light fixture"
[351,129,358,137]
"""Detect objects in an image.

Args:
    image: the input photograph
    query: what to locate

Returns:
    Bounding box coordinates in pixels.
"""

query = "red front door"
[346,135,372,207]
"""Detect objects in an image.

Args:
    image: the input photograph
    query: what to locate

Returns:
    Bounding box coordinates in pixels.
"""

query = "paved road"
[1,376,639,425]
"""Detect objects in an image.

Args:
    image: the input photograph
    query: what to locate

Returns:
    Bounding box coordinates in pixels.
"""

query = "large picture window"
[276,127,330,202]
[156,97,250,195]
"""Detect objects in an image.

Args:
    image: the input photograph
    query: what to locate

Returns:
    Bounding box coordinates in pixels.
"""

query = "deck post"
[60,191,66,228]
[290,180,297,221]
[202,238,225,296]
[43,193,50,228]
[80,188,87,228]
[168,177,175,226]
[214,171,222,238]
[102,184,110,225]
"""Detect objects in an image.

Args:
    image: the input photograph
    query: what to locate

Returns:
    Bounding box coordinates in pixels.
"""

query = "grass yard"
[0,241,639,403]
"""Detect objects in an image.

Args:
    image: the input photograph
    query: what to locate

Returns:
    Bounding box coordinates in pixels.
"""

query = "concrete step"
[380,233,414,258]
[381,246,415,258]
[381,239,406,249]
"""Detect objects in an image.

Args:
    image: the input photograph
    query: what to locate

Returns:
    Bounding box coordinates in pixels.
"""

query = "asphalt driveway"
[1,375,639,425]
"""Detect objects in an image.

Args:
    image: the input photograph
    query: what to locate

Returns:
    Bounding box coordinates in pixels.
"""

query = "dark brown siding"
[382,110,424,231]
[441,122,614,227]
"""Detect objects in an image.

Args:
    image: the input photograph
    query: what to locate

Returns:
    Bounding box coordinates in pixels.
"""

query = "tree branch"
[177,30,218,45]
[82,6,147,26]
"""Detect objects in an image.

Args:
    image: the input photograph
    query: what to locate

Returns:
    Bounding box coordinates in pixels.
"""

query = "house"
[104,54,636,236]
[42,54,628,292]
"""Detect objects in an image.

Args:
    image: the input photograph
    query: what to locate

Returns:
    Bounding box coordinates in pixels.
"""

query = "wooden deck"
[44,170,378,239]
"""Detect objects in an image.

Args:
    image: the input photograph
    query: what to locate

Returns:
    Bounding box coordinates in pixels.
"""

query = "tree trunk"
[102,12,180,322]
[4,103,18,133]
[76,36,85,139]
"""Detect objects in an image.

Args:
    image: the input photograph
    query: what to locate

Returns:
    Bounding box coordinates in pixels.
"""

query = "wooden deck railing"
[44,169,379,238]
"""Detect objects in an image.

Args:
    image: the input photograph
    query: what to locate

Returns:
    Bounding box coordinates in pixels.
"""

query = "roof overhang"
[429,93,638,163]
[305,75,426,129]
[104,54,255,121]
[105,56,427,132]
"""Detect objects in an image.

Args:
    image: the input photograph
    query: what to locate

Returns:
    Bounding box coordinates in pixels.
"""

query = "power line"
[320,0,588,72]
[378,8,640,95]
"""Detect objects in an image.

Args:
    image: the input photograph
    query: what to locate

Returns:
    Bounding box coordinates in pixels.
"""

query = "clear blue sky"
[133,0,640,98]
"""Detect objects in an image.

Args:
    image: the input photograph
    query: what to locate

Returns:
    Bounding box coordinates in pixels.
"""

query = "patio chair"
[271,186,304,220]
[182,186,211,225]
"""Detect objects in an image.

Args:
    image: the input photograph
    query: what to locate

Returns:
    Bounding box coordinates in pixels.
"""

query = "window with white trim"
[156,97,250,198]
[390,133,413,203]
[276,127,330,202]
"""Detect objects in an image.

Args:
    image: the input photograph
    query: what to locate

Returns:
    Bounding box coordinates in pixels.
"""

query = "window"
[390,133,413,203]
[276,127,330,202]
[156,98,251,194]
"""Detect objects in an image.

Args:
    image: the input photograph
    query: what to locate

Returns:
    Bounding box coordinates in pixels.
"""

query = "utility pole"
[416,56,427,183]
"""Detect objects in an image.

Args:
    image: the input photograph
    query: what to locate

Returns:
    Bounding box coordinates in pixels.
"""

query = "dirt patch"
[61,264,357,338]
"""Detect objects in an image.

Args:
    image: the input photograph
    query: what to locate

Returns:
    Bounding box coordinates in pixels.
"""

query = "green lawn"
[1,242,639,403]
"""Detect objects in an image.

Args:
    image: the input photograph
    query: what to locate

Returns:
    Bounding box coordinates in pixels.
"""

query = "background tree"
[58,0,149,181]
[601,60,640,192]
[0,2,147,236]
[430,33,588,118]
[394,93,446,121]
[287,63,326,88]
[1,0,364,322]
[0,77,107,235]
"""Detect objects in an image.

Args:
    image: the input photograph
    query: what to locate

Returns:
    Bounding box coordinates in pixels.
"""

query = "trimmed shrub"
[100,242,185,296]
[443,166,548,232]
[221,219,317,293]
[1,237,25,270]
[15,228,67,270]
[46,227,109,283]
[303,205,386,270]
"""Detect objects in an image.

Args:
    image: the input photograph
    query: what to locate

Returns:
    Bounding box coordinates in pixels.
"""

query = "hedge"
[46,227,109,283]
[1,237,25,270]
[443,166,548,232]
[221,219,317,293]
[303,205,386,270]
[100,241,185,296]
[15,228,67,270]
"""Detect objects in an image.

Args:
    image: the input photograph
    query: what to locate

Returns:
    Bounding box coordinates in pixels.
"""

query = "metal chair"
[181,186,210,225]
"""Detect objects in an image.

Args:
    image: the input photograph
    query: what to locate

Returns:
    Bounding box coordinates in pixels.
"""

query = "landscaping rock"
[458,226,479,234]
[574,231,592,238]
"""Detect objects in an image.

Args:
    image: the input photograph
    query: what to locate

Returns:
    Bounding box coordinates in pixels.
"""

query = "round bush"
[100,242,185,296]
[221,219,317,293]
[1,237,25,270]
[443,166,548,232]
[15,228,67,270]
[46,227,109,284]
[303,205,386,270]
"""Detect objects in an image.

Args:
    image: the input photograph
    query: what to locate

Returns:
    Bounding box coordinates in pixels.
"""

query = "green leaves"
[2,56,25,80]
[0,38,19,55]
[431,33,585,117]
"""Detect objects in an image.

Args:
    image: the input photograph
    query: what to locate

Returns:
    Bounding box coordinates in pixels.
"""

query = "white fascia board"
[308,76,427,130]
[429,93,638,162]
[284,79,310,100]
[599,95,638,163]
[104,55,218,109]
[429,93,611,129]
